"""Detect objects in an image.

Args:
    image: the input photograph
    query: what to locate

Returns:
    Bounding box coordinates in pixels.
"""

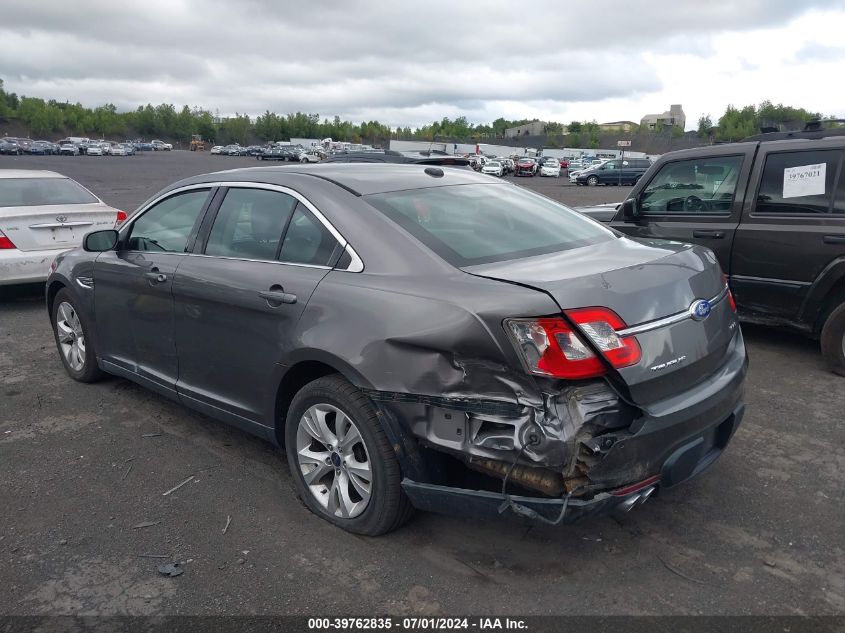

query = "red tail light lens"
[115,210,127,226]
[0,230,16,250]
[506,308,641,380]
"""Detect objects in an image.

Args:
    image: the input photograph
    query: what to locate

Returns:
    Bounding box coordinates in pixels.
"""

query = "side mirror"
[83,229,119,252]
[621,198,639,221]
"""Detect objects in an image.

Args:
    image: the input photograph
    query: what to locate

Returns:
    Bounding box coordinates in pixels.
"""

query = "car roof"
[174,163,496,196]
[0,170,66,179]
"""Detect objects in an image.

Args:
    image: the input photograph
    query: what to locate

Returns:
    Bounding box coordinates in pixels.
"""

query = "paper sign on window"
[783,163,826,199]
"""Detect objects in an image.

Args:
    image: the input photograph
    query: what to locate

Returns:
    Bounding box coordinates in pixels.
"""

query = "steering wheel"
[684,195,704,212]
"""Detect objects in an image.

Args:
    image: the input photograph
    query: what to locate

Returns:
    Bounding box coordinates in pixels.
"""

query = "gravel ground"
[1,152,843,616]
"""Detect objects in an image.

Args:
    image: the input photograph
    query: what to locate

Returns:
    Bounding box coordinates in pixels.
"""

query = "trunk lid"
[0,203,118,251]
[463,236,736,405]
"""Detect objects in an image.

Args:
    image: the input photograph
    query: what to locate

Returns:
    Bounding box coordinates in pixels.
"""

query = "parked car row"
[0,137,175,157]
[210,143,328,163]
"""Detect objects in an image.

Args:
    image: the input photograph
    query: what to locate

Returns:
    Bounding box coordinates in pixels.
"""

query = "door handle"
[822,235,845,245]
[693,229,725,239]
[144,271,167,283]
[259,286,297,306]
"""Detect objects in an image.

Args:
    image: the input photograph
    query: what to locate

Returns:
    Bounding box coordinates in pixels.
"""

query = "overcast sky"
[1,1,843,130]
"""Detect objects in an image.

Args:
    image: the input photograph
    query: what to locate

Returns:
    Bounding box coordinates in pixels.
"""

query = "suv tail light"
[0,229,16,250]
[506,308,641,380]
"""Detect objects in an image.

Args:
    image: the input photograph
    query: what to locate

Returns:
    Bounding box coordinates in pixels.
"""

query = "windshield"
[486,161,501,167]
[0,178,99,207]
[366,183,615,266]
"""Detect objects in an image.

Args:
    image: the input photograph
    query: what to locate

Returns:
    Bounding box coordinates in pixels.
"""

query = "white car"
[86,144,103,156]
[298,150,323,163]
[539,159,561,177]
[210,145,224,155]
[110,144,126,156]
[481,160,504,177]
[0,170,123,285]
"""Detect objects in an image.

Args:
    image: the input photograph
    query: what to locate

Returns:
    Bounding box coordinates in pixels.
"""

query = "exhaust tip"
[618,493,641,513]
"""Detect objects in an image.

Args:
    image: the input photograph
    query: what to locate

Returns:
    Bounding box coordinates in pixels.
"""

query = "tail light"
[0,229,16,250]
[506,307,641,380]
[115,210,127,226]
[722,274,737,313]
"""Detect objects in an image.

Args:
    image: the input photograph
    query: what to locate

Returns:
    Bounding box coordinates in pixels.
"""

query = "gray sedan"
[46,164,747,535]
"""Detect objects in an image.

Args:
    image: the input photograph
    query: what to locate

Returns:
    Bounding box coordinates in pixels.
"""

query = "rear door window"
[755,149,841,215]
[205,188,297,260]
[640,155,744,215]
[278,206,339,266]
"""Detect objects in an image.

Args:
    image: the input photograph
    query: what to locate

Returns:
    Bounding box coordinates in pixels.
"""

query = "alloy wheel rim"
[56,302,85,371]
[296,403,372,519]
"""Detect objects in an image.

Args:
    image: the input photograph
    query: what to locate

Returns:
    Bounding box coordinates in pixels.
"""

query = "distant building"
[640,104,686,130]
[505,121,547,138]
[599,120,638,132]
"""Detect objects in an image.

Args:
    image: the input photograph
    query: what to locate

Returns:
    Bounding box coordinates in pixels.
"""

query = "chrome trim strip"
[75,277,94,289]
[342,244,364,273]
[30,221,93,228]
[182,252,331,270]
[617,285,730,337]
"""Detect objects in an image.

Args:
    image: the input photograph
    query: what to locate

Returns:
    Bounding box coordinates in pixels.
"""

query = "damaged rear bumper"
[402,402,745,524]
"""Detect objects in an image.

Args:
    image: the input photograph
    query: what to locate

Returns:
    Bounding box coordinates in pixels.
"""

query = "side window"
[603,161,619,170]
[756,150,841,215]
[278,206,339,266]
[640,155,743,215]
[205,188,296,260]
[127,190,209,252]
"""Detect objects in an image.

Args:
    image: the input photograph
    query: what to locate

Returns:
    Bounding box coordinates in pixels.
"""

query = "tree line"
[697,101,828,142]
[0,79,831,147]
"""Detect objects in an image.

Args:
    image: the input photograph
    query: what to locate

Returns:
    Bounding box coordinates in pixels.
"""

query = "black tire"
[820,301,845,376]
[587,175,599,186]
[285,375,413,535]
[51,289,104,383]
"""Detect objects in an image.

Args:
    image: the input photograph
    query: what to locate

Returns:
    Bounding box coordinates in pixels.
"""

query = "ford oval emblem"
[689,299,711,321]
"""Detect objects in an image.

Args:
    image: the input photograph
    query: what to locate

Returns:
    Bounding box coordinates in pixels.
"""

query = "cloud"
[0,0,842,127]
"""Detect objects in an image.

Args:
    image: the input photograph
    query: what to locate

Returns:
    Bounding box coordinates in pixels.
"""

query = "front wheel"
[820,302,845,376]
[285,375,413,535]
[51,289,104,383]
[587,175,599,186]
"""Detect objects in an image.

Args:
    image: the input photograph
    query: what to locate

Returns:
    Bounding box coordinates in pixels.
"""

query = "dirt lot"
[1,152,844,616]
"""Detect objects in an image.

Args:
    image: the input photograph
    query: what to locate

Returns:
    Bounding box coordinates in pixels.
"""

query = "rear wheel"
[820,301,845,376]
[51,289,104,383]
[285,375,413,535]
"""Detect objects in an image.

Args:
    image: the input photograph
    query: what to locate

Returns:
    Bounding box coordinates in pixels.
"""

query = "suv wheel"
[587,175,599,186]
[820,301,845,376]
[285,375,413,535]
[51,289,104,382]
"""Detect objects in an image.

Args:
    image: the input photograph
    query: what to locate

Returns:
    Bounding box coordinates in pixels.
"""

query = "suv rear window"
[756,149,842,214]
[0,178,99,207]
[366,184,615,266]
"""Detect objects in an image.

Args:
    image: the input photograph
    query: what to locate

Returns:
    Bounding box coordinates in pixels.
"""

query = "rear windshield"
[365,183,615,266]
[0,178,99,207]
